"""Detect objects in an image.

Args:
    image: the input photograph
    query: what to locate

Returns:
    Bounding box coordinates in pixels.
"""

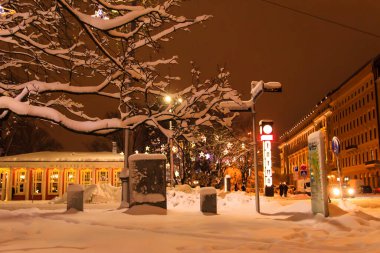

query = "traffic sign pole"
[332,136,343,200]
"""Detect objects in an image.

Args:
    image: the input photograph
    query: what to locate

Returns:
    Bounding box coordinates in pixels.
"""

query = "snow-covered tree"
[0,0,242,139]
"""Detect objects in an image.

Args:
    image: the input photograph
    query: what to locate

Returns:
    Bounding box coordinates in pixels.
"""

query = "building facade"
[0,152,124,201]
[279,56,380,189]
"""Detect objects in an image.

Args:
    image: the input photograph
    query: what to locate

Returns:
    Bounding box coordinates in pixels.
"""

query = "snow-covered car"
[330,184,355,198]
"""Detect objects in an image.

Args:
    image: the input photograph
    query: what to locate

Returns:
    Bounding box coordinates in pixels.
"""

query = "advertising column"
[308,130,329,217]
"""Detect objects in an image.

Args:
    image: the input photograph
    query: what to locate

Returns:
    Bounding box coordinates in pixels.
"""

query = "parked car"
[359,185,372,193]
[329,184,355,198]
[287,185,296,194]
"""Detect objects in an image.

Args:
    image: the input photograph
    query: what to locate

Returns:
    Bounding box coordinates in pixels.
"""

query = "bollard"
[224,175,231,192]
[67,184,84,211]
[200,187,217,214]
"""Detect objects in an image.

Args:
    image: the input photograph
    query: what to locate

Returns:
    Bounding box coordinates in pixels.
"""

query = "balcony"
[345,144,357,151]
[364,160,380,169]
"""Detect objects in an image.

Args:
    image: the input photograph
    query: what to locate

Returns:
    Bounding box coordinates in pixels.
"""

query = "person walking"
[279,183,284,197]
[283,182,289,197]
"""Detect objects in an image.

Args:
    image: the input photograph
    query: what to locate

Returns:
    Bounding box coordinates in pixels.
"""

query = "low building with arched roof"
[0,152,124,201]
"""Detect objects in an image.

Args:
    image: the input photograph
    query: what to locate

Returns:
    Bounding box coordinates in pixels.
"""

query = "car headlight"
[347,188,355,195]
[332,188,340,196]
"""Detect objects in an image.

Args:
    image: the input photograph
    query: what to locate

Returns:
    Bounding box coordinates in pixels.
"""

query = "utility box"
[67,184,84,211]
[128,154,167,209]
[200,187,217,214]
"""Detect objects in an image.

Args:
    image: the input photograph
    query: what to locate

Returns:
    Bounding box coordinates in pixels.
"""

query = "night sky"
[47,0,380,151]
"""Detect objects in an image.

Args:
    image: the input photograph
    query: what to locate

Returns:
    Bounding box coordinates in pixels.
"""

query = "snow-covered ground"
[0,185,380,253]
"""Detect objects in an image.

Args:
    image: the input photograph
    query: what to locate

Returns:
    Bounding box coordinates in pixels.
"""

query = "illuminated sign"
[260,135,273,141]
[263,140,272,187]
[263,125,273,134]
[259,120,274,194]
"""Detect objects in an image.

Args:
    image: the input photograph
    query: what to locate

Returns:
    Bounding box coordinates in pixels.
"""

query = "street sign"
[300,170,308,177]
[332,136,340,155]
[300,164,307,171]
[294,166,298,172]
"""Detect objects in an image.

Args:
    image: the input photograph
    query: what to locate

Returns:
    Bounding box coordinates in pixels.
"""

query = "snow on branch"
[0,0,243,139]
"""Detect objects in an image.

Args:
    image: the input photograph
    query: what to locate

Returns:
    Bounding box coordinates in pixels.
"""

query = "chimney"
[112,141,117,153]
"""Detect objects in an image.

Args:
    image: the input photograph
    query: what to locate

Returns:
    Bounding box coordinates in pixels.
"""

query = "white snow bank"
[1,190,380,253]
[52,183,121,204]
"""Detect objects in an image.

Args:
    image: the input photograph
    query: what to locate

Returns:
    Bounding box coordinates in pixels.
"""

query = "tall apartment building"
[279,55,380,189]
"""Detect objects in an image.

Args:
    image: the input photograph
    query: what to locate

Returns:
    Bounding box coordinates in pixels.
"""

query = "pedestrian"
[283,182,289,197]
[279,183,284,197]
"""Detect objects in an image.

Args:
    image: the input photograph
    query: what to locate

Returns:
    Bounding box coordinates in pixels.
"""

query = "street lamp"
[164,94,178,186]
[220,80,282,213]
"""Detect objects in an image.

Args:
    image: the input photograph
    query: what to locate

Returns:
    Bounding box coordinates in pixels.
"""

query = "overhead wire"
[259,0,380,39]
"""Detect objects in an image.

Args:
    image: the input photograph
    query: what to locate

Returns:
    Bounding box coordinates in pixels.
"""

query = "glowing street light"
[164,95,172,104]
[163,94,182,186]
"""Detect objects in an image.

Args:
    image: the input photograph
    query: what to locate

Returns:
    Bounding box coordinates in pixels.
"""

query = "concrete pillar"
[5,170,10,201]
[92,168,96,185]
[1,171,5,201]
[25,168,30,200]
[7,168,13,201]
[59,169,64,198]
[42,169,47,200]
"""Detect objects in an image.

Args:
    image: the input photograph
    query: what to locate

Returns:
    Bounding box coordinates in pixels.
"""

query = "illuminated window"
[113,169,122,187]
[49,169,59,194]
[32,169,43,195]
[15,169,26,194]
[97,169,109,184]
[80,169,92,187]
[64,169,76,192]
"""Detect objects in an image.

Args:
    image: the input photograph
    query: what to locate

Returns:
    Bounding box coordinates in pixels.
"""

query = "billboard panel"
[307,131,329,217]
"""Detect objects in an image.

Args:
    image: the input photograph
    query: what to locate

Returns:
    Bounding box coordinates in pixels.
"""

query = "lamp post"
[164,95,176,186]
[220,80,282,213]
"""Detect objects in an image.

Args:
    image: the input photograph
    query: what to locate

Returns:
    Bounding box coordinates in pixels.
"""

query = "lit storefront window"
[49,169,59,194]
[97,169,109,184]
[113,169,121,187]
[64,169,76,192]
[33,169,42,195]
[15,169,26,194]
[81,169,92,187]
